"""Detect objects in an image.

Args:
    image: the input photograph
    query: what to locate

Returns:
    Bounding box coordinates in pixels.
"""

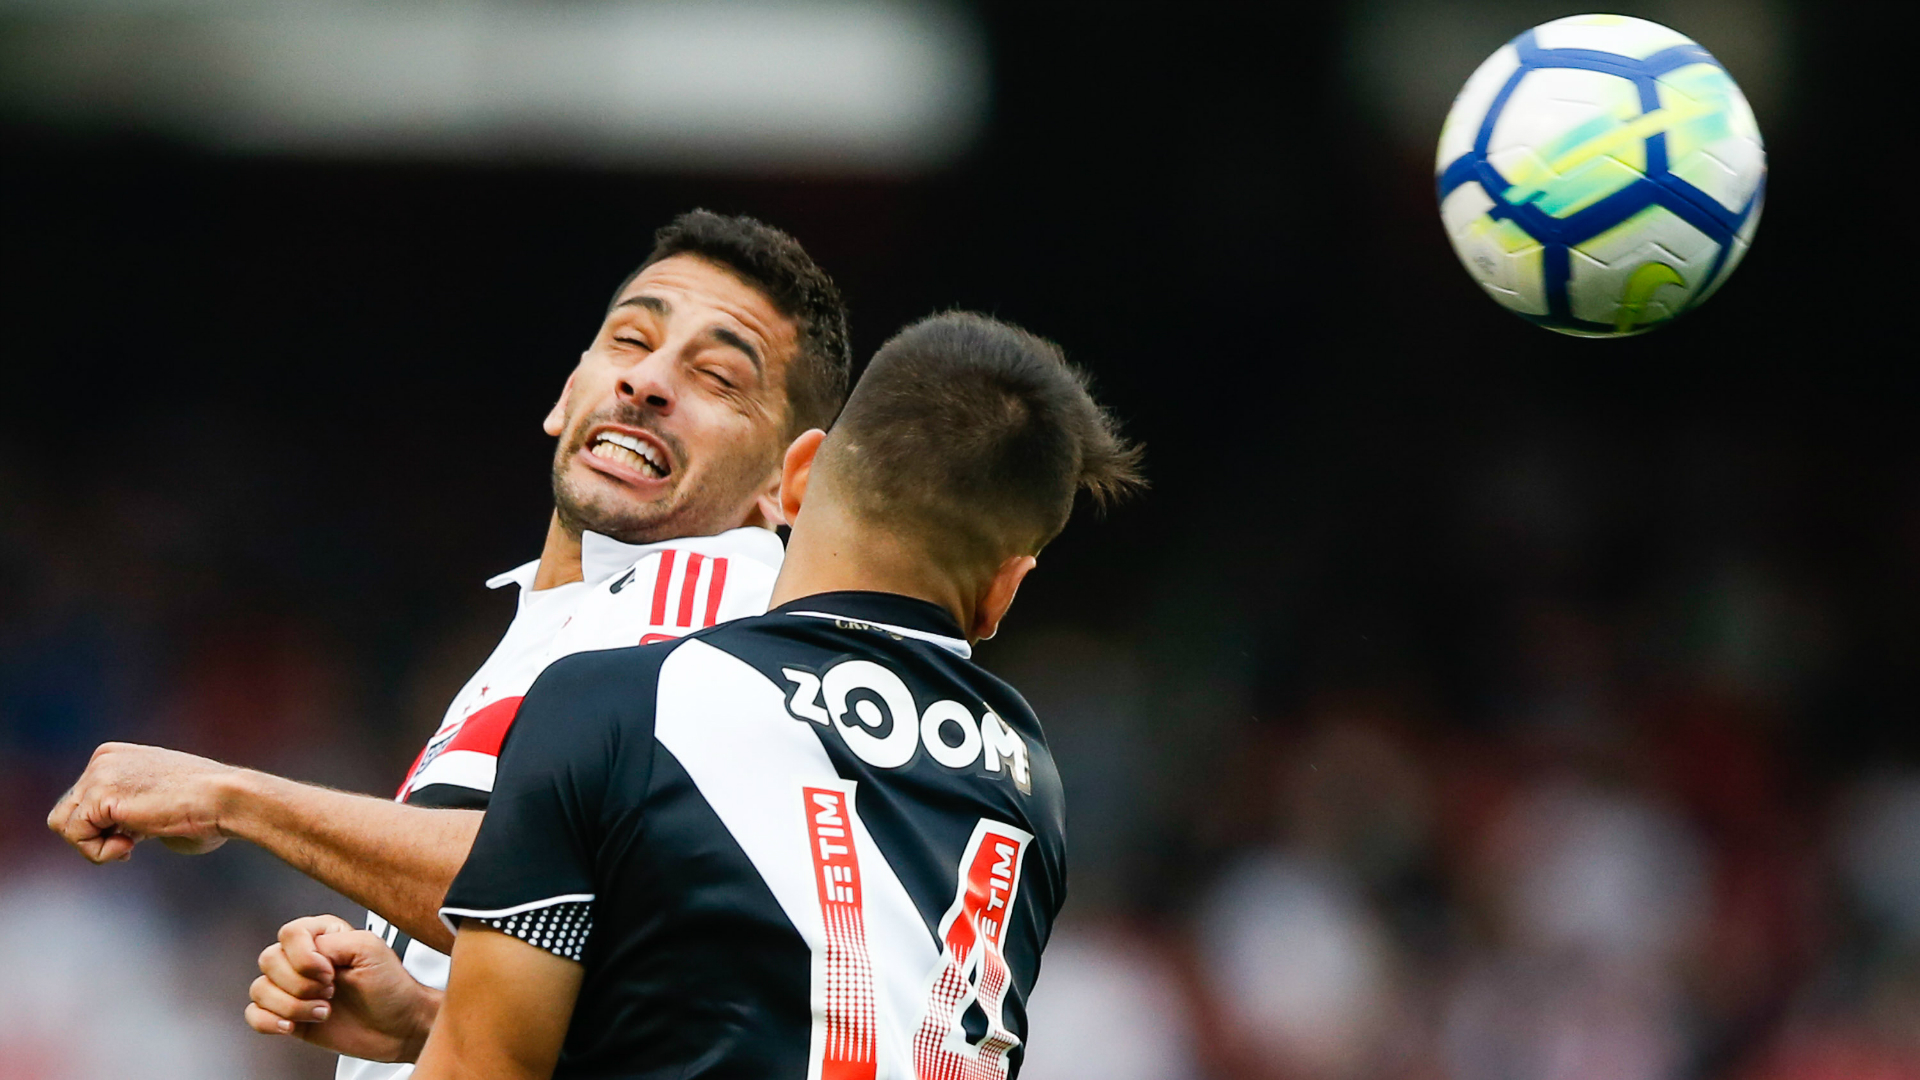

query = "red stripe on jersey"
[396,744,429,799]
[444,695,525,757]
[677,552,706,628]
[804,785,877,1080]
[703,557,729,627]
[649,550,677,625]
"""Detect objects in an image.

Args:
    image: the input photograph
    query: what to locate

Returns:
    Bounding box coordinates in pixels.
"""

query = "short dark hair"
[819,311,1144,573]
[613,210,852,436]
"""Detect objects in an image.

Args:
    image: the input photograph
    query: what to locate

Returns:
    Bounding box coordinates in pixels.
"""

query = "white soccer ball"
[1435,14,1765,337]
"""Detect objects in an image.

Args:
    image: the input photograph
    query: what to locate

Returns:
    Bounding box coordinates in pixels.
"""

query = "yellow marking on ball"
[1546,97,1719,179]
[1614,262,1685,332]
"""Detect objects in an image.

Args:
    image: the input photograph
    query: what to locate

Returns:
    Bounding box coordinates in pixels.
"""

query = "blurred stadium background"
[3,1,1915,1077]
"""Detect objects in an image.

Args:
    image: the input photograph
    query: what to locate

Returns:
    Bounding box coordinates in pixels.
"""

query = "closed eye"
[615,335,652,350]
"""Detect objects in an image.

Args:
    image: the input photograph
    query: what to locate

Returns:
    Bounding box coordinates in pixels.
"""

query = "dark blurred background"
[4,1,1917,1077]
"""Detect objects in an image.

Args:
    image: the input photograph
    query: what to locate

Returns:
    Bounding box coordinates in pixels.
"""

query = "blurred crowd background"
[4,1,1915,1078]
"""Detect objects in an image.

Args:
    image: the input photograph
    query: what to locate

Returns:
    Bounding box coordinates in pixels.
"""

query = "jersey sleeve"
[438,648,662,943]
[469,900,594,963]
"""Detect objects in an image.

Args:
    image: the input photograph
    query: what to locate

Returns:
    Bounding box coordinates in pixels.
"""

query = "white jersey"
[338,526,782,1080]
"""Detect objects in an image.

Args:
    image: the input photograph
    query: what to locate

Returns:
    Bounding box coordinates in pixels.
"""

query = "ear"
[543,369,580,437]
[746,432,793,528]
[748,464,787,528]
[778,429,829,525]
[973,555,1037,642]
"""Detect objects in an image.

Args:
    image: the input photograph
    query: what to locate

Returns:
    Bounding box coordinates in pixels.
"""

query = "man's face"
[545,254,799,544]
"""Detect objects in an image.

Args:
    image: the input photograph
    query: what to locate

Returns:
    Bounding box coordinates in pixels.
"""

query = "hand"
[245,914,441,1063]
[47,743,241,862]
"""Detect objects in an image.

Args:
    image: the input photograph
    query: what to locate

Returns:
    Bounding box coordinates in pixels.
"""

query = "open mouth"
[586,429,671,480]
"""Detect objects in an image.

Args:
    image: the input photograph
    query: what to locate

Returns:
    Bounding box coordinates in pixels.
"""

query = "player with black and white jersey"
[46,210,853,1079]
[245,311,1144,1079]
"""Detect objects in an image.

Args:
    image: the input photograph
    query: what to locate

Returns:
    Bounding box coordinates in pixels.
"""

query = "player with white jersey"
[396,529,780,814]
[242,311,1145,1080]
[367,526,782,997]
[46,210,854,1078]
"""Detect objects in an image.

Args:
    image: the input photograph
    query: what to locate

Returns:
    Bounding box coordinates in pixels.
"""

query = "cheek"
[572,363,613,402]
[560,364,622,428]
[555,402,589,447]
[681,401,782,478]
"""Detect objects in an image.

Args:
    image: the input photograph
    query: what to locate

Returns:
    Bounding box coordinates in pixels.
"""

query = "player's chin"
[561,478,683,544]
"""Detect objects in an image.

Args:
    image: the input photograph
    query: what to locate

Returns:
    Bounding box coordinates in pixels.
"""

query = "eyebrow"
[709,327,764,376]
[614,294,671,317]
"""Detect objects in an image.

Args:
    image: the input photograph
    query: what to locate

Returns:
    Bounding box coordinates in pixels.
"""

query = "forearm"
[333,981,444,1064]
[219,772,480,951]
[391,984,444,1063]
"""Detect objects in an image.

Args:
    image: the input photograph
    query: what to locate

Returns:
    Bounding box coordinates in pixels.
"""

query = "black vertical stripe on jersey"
[564,749,811,1080]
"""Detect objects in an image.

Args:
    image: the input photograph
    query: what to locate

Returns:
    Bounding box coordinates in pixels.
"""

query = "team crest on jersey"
[779,661,1031,795]
[396,694,523,799]
[399,716,466,796]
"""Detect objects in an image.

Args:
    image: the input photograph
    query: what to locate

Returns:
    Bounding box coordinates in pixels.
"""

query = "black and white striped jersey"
[439,591,1068,1080]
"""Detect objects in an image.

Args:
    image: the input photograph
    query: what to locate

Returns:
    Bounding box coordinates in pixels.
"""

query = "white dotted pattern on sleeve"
[474,901,593,963]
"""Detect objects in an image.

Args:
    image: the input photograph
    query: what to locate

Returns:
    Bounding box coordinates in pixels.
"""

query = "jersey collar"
[484,525,786,593]
[774,591,972,659]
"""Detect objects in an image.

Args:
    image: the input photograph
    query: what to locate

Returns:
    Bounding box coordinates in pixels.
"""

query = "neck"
[532,512,585,590]
[769,508,974,636]
[533,509,773,590]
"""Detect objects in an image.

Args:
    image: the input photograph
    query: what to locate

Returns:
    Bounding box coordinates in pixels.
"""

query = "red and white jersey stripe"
[394,527,781,806]
[804,781,878,1080]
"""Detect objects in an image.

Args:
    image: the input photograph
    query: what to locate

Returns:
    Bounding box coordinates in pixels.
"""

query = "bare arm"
[413,925,582,1080]
[48,742,476,951]
[220,769,480,951]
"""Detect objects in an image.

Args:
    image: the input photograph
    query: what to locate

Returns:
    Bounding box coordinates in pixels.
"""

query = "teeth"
[590,439,663,477]
[594,431,665,472]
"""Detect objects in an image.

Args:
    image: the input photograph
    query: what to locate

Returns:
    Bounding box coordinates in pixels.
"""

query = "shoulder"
[661,609,825,680]
[513,638,693,748]
[531,638,684,698]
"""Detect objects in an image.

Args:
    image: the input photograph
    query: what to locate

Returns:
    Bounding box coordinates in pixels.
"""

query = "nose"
[617,350,677,414]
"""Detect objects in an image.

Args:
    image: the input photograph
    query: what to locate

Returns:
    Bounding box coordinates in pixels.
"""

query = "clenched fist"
[246,914,440,1063]
[47,742,242,861]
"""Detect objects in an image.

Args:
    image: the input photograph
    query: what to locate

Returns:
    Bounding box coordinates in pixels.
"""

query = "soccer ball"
[1435,14,1765,338]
